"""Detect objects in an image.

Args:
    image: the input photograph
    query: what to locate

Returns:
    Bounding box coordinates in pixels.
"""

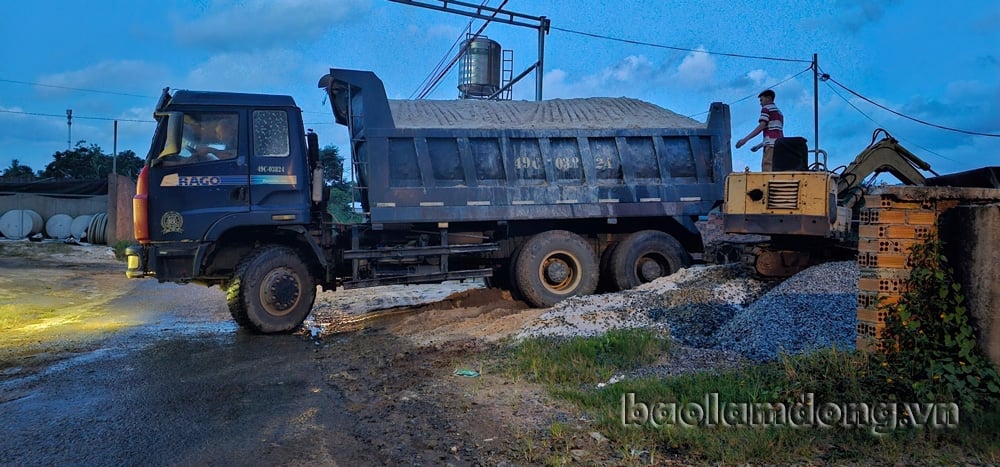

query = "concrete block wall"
[857,186,1000,369]
[107,174,136,244]
[855,193,947,352]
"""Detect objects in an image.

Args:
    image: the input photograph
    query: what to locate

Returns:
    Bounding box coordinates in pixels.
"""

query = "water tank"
[458,37,502,98]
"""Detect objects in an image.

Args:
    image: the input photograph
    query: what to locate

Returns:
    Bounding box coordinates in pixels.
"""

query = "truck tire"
[596,242,619,293]
[486,243,526,301]
[226,245,316,333]
[610,230,691,291]
[514,231,598,308]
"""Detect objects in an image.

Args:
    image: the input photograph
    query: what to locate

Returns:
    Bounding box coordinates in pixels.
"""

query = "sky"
[1,0,998,178]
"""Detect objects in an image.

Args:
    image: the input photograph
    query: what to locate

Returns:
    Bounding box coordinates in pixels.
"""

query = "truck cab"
[127,88,331,333]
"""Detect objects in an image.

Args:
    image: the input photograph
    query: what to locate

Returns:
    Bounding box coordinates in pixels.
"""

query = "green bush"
[875,237,1000,411]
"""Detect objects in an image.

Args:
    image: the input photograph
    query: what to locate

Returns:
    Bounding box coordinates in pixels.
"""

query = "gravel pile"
[517,265,772,340]
[712,261,860,361]
[388,98,704,130]
[518,261,860,362]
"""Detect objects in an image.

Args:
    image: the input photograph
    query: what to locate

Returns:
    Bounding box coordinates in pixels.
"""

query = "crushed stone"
[388,97,704,130]
[713,261,859,361]
[518,261,860,363]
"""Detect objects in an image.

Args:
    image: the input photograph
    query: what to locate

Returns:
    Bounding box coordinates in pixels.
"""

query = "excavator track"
[742,243,813,278]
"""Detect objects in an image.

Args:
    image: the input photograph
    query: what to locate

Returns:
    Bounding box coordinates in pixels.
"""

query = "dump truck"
[721,129,936,276]
[125,67,732,332]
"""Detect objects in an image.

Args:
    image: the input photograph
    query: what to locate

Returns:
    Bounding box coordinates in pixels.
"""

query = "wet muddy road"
[0,243,577,465]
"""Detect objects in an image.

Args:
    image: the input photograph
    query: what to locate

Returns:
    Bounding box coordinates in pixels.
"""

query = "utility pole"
[66,109,73,149]
[113,120,118,175]
[812,54,819,164]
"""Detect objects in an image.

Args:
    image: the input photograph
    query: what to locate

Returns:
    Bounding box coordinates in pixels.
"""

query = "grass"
[503,332,1000,464]
[511,328,671,386]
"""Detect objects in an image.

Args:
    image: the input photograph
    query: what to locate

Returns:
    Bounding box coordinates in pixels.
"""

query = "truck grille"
[766,180,800,210]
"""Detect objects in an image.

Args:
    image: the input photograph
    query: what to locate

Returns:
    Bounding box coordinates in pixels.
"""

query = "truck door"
[146,111,249,242]
[248,108,310,219]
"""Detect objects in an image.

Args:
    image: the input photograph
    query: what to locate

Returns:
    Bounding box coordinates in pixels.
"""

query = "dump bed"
[320,68,731,225]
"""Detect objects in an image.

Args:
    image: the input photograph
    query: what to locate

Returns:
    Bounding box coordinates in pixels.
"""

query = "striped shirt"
[759,103,784,147]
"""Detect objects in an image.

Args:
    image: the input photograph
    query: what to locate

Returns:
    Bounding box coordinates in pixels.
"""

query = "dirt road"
[0,242,598,465]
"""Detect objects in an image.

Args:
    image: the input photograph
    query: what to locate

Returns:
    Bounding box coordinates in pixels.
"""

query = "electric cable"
[686,64,813,119]
[822,80,957,162]
[550,26,812,64]
[823,72,1000,137]
[410,11,478,99]
[0,108,152,123]
[0,78,153,99]
[418,0,509,99]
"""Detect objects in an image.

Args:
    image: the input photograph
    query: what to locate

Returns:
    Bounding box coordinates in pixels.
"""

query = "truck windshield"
[154,112,239,167]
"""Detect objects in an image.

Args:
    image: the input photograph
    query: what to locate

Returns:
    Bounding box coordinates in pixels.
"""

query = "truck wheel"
[597,242,619,293]
[610,230,691,291]
[226,245,316,333]
[486,243,527,301]
[514,231,598,308]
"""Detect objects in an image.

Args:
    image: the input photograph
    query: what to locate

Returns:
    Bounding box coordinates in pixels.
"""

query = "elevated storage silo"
[458,37,502,99]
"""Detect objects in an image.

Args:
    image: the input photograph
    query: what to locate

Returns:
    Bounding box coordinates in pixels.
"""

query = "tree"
[2,159,36,179]
[318,144,362,224]
[319,144,347,188]
[42,142,108,179]
[40,141,145,180]
[114,150,145,178]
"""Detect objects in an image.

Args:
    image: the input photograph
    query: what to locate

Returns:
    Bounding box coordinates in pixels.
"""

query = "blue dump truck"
[126,68,732,333]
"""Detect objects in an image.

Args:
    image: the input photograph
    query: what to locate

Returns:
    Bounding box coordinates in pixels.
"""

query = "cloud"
[539,55,657,99]
[173,0,370,51]
[975,55,999,70]
[184,49,309,92]
[35,60,168,99]
[671,48,716,89]
[831,0,900,32]
[538,49,719,100]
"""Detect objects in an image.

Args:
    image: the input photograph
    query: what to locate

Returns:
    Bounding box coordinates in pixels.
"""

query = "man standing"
[735,89,784,171]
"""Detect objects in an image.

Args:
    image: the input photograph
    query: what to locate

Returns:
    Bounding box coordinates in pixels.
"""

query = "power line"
[410,6,482,100]
[0,108,153,123]
[549,26,812,64]
[687,64,814,119]
[0,78,153,99]
[823,72,1000,138]
[822,80,956,162]
[417,0,511,99]
[1,108,339,131]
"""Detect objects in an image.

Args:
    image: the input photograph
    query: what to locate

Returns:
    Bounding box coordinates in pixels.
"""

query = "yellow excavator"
[722,129,937,276]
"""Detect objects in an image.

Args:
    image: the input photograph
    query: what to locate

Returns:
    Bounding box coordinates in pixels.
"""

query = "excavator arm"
[837,129,937,210]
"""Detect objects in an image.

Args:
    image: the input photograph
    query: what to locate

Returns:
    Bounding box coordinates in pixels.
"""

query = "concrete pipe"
[0,209,44,239]
[71,215,93,240]
[87,212,109,245]
[45,213,74,239]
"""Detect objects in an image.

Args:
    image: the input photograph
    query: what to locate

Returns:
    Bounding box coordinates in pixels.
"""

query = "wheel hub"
[544,259,570,284]
[261,270,300,316]
[637,258,664,282]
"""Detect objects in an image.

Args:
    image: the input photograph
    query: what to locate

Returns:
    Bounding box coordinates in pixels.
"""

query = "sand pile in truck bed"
[388,98,704,130]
